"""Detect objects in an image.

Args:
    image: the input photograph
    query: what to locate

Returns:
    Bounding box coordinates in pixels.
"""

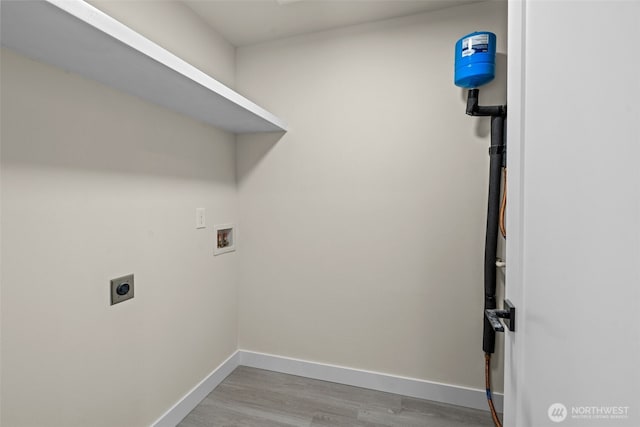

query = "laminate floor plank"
[211,383,353,423]
[178,366,499,427]
[400,396,494,426]
[180,402,296,427]
[310,411,390,427]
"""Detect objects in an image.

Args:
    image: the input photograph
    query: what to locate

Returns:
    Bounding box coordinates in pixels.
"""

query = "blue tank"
[454,31,496,88]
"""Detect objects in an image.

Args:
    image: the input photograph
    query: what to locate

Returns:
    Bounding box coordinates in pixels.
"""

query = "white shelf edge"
[1,0,288,134]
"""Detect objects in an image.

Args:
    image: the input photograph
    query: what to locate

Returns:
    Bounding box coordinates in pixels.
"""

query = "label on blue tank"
[461,34,489,57]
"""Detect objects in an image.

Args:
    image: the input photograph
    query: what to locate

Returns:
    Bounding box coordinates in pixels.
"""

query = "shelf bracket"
[485,299,515,332]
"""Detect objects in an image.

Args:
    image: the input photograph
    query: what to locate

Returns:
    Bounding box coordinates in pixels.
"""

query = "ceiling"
[183,0,485,47]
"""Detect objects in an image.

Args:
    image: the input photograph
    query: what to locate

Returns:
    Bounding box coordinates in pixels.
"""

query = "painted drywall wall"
[0,7,238,426]
[236,1,507,392]
[87,0,235,88]
[504,1,640,426]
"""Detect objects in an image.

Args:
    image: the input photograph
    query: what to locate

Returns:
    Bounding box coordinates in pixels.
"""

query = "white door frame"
[503,1,526,425]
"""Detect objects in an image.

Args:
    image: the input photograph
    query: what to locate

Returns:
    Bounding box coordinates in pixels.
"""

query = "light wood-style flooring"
[178,366,498,427]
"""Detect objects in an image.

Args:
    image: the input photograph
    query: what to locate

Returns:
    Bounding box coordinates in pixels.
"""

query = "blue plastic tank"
[454,31,496,88]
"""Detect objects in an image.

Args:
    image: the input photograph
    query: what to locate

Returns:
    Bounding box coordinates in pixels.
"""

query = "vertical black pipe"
[483,115,505,354]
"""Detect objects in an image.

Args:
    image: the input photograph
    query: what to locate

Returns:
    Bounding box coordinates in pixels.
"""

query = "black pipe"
[463,89,506,353]
[466,89,506,118]
[482,115,505,354]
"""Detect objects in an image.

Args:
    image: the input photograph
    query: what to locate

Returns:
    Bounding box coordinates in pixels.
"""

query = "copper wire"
[485,353,503,427]
[499,168,507,238]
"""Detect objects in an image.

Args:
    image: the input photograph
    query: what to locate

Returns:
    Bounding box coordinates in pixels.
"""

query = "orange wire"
[485,353,503,427]
[499,168,507,238]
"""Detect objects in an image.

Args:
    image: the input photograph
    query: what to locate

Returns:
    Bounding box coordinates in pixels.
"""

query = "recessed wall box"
[214,224,235,256]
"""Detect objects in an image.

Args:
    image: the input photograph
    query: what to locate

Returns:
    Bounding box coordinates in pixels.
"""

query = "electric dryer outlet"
[111,274,134,305]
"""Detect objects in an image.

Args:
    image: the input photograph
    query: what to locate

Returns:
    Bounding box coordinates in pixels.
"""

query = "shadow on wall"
[1,49,235,185]
[458,52,507,139]
[236,131,286,186]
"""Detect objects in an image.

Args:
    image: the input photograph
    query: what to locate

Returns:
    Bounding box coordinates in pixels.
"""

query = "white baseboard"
[153,349,502,426]
[152,350,240,427]
[239,350,503,413]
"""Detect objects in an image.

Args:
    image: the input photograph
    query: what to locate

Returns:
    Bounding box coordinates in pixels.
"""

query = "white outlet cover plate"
[196,208,206,229]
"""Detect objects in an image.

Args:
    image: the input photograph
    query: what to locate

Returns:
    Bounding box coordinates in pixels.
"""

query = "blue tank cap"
[454,31,496,89]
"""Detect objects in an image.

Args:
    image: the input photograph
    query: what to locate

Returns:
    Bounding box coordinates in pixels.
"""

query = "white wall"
[505,1,640,426]
[87,0,235,88]
[236,1,507,392]
[0,2,239,425]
